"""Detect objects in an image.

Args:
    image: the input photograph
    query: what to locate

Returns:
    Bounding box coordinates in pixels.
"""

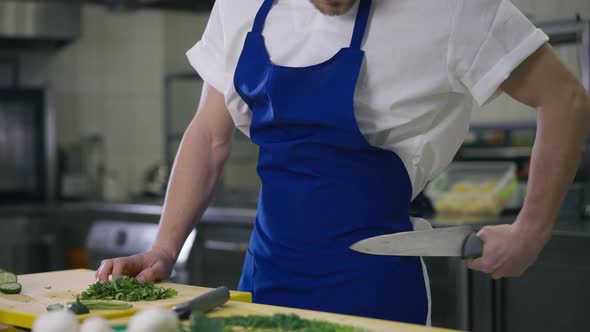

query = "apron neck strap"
[350,0,372,50]
[251,0,275,34]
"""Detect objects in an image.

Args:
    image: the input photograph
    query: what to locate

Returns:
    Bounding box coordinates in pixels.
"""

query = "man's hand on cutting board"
[465,223,547,279]
[95,248,175,283]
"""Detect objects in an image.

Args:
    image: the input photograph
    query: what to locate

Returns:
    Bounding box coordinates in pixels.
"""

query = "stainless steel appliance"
[0,216,63,274]
[85,221,196,284]
[0,1,80,50]
[0,88,56,203]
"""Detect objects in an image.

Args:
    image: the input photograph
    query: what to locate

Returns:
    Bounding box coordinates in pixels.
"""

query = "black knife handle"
[172,286,230,320]
[462,233,484,259]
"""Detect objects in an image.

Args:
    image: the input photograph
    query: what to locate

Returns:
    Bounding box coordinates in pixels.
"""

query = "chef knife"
[172,286,230,319]
[350,226,484,259]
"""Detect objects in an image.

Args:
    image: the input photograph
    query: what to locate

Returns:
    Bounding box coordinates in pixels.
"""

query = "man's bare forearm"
[516,86,589,241]
[151,84,234,261]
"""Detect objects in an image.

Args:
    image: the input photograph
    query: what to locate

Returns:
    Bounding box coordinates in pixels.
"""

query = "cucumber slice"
[0,282,22,294]
[0,272,17,285]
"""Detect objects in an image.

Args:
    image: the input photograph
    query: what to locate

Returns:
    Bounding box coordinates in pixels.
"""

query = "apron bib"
[233,0,428,324]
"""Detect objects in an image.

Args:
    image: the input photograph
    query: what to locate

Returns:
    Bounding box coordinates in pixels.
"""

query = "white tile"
[132,98,164,154]
[103,97,135,156]
[78,93,107,136]
[103,152,132,201]
[129,151,164,196]
[54,95,81,145]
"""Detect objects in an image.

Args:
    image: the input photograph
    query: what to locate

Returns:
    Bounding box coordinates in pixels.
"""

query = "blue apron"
[234,0,428,324]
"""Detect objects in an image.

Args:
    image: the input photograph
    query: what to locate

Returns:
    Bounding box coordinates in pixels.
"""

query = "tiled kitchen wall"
[37,5,210,200]
[48,5,168,199]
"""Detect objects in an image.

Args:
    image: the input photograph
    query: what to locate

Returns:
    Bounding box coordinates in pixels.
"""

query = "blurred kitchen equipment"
[59,135,105,201]
[0,1,80,50]
[0,57,19,87]
[455,126,535,213]
[142,162,170,198]
[426,162,517,217]
[558,182,585,219]
[0,217,62,274]
[0,87,56,203]
[86,221,196,284]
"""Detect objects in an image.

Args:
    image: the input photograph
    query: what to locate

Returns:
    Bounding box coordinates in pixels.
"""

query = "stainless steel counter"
[58,202,257,225]
[3,202,590,236]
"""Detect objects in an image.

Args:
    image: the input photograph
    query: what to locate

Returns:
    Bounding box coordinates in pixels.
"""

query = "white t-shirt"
[186,0,548,198]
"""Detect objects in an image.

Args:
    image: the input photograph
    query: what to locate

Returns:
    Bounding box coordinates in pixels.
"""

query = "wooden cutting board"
[0,269,251,329]
[208,302,461,332]
[107,301,461,332]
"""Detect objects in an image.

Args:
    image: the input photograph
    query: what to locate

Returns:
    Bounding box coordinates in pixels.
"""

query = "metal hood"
[0,1,81,50]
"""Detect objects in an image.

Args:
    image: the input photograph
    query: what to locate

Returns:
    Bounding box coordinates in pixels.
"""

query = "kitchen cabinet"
[191,220,253,289]
[423,257,470,330]
[0,216,64,274]
[475,234,590,332]
[421,222,590,332]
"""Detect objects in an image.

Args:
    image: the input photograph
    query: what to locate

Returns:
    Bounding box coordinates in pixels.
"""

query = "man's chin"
[309,0,356,16]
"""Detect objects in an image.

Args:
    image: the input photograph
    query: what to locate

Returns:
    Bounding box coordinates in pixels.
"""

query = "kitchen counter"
[2,201,590,236]
[58,202,258,225]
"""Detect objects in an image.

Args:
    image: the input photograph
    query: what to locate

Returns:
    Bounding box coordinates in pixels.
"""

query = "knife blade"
[172,286,230,319]
[350,226,484,259]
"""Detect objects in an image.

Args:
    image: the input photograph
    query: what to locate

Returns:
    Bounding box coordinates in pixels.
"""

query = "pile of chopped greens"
[184,313,369,332]
[80,275,177,302]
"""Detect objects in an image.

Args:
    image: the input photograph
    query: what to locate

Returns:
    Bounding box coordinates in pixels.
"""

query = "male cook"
[97,0,590,325]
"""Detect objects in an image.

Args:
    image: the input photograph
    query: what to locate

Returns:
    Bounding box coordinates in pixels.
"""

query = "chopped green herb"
[188,313,369,332]
[79,276,177,302]
[67,299,132,310]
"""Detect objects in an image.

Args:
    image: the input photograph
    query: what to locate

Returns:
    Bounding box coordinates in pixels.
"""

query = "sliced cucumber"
[0,282,22,294]
[0,272,17,285]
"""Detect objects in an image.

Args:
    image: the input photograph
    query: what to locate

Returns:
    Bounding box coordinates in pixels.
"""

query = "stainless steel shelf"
[458,147,532,159]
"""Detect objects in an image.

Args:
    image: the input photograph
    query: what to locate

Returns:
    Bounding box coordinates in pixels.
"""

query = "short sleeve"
[448,0,549,105]
[186,0,228,93]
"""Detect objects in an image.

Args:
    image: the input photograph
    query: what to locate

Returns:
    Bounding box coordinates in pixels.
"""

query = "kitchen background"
[0,0,589,331]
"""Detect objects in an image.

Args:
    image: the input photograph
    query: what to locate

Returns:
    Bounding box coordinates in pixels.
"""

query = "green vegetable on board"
[72,299,133,310]
[0,271,17,285]
[185,313,369,332]
[80,275,177,302]
[0,269,21,295]
[0,282,22,295]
